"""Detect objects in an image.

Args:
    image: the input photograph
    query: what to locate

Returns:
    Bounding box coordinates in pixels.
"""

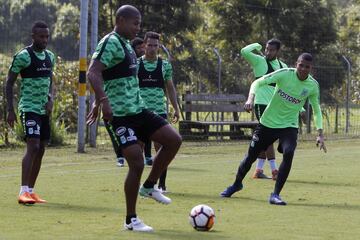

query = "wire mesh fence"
[0,0,359,149]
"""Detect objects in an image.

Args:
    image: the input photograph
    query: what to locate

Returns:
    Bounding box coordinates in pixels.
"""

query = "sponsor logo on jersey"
[277,89,301,104]
[26,120,36,127]
[116,127,127,136]
[300,89,309,97]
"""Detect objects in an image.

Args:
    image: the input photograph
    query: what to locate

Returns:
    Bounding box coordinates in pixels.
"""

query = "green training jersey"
[241,43,287,105]
[92,32,145,117]
[138,56,172,114]
[9,48,55,115]
[250,68,323,129]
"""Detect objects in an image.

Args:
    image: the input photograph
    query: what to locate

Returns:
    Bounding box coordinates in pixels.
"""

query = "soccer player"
[241,39,287,180]
[6,21,55,204]
[132,36,154,167]
[138,31,180,192]
[131,37,145,57]
[86,5,182,232]
[111,37,145,167]
[220,53,326,205]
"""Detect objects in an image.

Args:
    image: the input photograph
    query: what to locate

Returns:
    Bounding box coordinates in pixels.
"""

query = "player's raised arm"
[240,43,263,66]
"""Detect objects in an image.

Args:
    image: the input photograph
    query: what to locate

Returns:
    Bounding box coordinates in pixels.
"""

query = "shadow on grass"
[41,202,120,213]
[168,166,209,173]
[152,229,230,240]
[287,179,357,187]
[290,202,360,211]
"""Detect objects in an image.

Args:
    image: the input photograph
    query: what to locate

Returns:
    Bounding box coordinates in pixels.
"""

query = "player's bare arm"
[87,59,113,123]
[5,71,18,128]
[165,80,180,123]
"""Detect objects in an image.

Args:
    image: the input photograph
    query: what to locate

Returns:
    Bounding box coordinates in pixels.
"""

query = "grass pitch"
[0,139,359,240]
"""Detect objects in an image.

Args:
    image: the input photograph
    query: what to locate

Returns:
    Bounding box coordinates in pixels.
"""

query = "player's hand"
[101,100,113,122]
[244,100,253,113]
[45,100,53,116]
[86,101,100,125]
[316,135,327,153]
[171,110,180,124]
[7,110,17,128]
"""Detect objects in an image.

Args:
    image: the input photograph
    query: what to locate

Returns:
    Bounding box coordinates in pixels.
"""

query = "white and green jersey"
[9,47,55,115]
[137,56,172,115]
[241,43,287,105]
[92,32,145,117]
[250,68,323,129]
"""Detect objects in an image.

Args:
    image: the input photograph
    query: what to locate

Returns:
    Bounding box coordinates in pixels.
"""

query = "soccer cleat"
[139,186,171,204]
[252,169,271,179]
[220,184,243,198]
[30,193,47,203]
[18,192,35,205]
[272,169,279,180]
[124,217,153,232]
[269,192,287,205]
[116,157,125,167]
[144,157,153,166]
[155,185,168,194]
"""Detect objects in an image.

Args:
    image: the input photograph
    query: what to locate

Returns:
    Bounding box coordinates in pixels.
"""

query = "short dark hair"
[298,53,313,62]
[144,31,160,42]
[32,21,48,33]
[115,5,140,22]
[131,37,144,49]
[266,38,281,50]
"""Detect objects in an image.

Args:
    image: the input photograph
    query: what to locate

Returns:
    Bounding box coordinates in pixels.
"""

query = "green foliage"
[189,0,345,102]
[52,3,80,60]
[53,57,79,133]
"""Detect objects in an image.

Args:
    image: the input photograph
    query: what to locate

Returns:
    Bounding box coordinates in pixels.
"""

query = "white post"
[77,0,89,153]
[342,55,351,133]
[89,0,98,147]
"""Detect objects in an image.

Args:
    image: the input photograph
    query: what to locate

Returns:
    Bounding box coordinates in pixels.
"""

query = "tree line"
[0,0,359,104]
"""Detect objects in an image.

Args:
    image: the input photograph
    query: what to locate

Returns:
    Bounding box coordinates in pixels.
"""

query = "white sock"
[268,159,277,171]
[256,158,266,170]
[20,186,29,195]
[29,188,34,194]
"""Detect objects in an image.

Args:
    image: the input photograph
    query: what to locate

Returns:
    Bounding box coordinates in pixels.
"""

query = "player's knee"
[173,132,182,148]
[164,132,182,150]
[282,147,295,158]
[130,160,144,174]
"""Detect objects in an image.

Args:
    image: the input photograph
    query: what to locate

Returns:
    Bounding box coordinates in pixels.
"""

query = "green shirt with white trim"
[9,48,55,115]
[138,56,172,114]
[92,32,145,117]
[250,68,323,129]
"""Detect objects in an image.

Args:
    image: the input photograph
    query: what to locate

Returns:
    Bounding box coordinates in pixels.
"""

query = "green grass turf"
[0,139,359,240]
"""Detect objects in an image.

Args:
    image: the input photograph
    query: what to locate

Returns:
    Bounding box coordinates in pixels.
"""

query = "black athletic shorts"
[254,104,267,121]
[20,111,50,141]
[105,109,168,149]
[250,124,298,154]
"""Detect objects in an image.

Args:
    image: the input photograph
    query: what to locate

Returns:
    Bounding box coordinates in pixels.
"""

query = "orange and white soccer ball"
[188,204,215,231]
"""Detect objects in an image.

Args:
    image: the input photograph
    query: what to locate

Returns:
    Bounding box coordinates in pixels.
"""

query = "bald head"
[115,5,140,22]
